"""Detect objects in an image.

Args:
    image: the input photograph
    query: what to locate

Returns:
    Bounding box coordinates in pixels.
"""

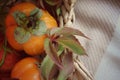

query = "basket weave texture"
[59,0,93,80]
[59,0,76,27]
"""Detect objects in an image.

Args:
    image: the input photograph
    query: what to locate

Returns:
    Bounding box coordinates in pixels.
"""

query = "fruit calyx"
[13,8,47,44]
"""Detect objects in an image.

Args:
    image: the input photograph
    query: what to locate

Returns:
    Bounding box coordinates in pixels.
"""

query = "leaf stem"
[0,38,7,67]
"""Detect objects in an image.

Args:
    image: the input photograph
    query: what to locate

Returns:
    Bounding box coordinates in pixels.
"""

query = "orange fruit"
[5,2,57,55]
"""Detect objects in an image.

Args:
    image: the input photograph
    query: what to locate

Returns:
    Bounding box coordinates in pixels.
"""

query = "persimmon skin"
[5,14,17,28]
[11,57,41,80]
[23,35,46,55]
[40,10,57,29]
[10,2,36,16]
[5,2,57,55]
[6,26,23,50]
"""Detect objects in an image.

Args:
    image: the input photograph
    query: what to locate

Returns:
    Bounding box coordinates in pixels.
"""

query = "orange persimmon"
[11,57,41,80]
[5,2,57,55]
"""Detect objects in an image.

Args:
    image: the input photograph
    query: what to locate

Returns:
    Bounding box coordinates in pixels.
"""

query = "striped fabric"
[74,0,120,76]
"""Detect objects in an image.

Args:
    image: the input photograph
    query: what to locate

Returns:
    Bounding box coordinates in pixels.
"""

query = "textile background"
[74,0,120,76]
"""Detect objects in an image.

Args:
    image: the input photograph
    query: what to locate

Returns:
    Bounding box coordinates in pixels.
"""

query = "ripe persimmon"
[11,57,41,80]
[5,2,57,55]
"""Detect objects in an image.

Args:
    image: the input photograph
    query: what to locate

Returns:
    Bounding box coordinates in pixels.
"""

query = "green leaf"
[57,44,64,55]
[41,55,54,80]
[56,36,86,55]
[54,27,89,39]
[48,64,58,80]
[47,27,61,36]
[14,27,31,44]
[44,38,62,68]
[32,20,47,36]
[41,42,64,80]
[57,52,74,80]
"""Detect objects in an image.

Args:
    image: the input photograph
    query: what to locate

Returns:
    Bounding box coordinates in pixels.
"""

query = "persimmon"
[11,57,41,80]
[5,2,57,55]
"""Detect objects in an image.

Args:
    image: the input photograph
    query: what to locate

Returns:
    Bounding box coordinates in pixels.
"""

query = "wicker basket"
[58,0,93,80]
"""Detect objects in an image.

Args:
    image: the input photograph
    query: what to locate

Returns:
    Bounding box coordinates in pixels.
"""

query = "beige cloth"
[74,0,120,76]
